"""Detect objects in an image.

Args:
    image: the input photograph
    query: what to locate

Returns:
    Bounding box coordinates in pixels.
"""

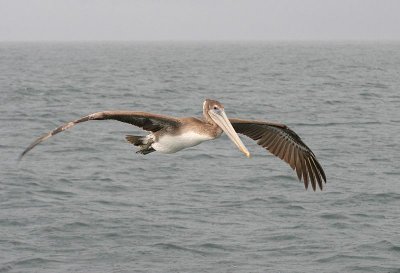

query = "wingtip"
[17,150,28,162]
[17,152,25,164]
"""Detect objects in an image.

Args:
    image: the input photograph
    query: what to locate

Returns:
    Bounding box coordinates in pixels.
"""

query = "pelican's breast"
[152,131,214,154]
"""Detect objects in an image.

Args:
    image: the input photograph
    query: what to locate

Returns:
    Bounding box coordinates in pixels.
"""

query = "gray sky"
[1,0,399,41]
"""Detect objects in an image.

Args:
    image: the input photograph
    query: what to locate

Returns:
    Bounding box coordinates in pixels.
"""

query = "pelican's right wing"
[19,111,180,160]
[229,118,326,191]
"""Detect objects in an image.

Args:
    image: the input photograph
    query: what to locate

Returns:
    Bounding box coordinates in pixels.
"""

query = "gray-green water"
[1,42,400,272]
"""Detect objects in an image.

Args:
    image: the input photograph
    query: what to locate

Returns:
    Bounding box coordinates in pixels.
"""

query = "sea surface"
[0,41,399,273]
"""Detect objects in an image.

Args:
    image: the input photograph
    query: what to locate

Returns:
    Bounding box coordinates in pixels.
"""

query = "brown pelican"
[20,99,326,190]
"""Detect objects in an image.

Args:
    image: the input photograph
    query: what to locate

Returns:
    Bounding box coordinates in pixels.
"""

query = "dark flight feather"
[230,118,326,191]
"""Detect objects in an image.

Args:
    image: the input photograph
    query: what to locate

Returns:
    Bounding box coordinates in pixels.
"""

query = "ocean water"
[0,41,399,273]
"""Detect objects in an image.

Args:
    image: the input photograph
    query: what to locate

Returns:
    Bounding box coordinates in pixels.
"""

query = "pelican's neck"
[202,109,221,138]
[202,101,214,124]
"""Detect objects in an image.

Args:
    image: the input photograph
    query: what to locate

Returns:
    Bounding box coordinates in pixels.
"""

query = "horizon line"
[1,38,400,43]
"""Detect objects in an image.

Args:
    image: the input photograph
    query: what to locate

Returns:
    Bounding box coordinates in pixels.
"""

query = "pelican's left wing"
[229,118,326,191]
[19,111,180,160]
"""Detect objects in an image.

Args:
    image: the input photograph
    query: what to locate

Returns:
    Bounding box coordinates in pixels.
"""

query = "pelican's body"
[153,131,214,153]
[149,117,218,153]
[20,99,326,191]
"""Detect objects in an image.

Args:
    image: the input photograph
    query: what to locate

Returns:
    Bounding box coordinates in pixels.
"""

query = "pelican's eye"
[213,106,218,110]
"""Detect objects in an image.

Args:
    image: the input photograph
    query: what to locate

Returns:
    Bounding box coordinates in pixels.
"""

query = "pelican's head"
[203,99,251,158]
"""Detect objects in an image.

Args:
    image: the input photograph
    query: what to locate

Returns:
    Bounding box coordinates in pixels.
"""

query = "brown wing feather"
[229,118,326,191]
[19,111,180,160]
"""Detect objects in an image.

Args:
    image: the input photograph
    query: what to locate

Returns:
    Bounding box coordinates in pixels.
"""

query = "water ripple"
[153,243,208,255]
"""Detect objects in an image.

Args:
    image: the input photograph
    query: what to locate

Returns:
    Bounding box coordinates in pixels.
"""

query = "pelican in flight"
[20,99,326,190]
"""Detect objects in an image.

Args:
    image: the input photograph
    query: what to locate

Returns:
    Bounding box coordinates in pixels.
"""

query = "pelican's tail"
[125,135,145,146]
[125,135,155,155]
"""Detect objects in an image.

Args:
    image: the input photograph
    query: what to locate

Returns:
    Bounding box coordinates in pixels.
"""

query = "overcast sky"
[1,0,399,41]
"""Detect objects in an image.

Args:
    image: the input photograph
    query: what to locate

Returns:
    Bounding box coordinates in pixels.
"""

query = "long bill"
[209,110,251,158]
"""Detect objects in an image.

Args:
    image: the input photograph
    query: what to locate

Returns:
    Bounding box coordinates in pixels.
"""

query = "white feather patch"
[152,132,214,154]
